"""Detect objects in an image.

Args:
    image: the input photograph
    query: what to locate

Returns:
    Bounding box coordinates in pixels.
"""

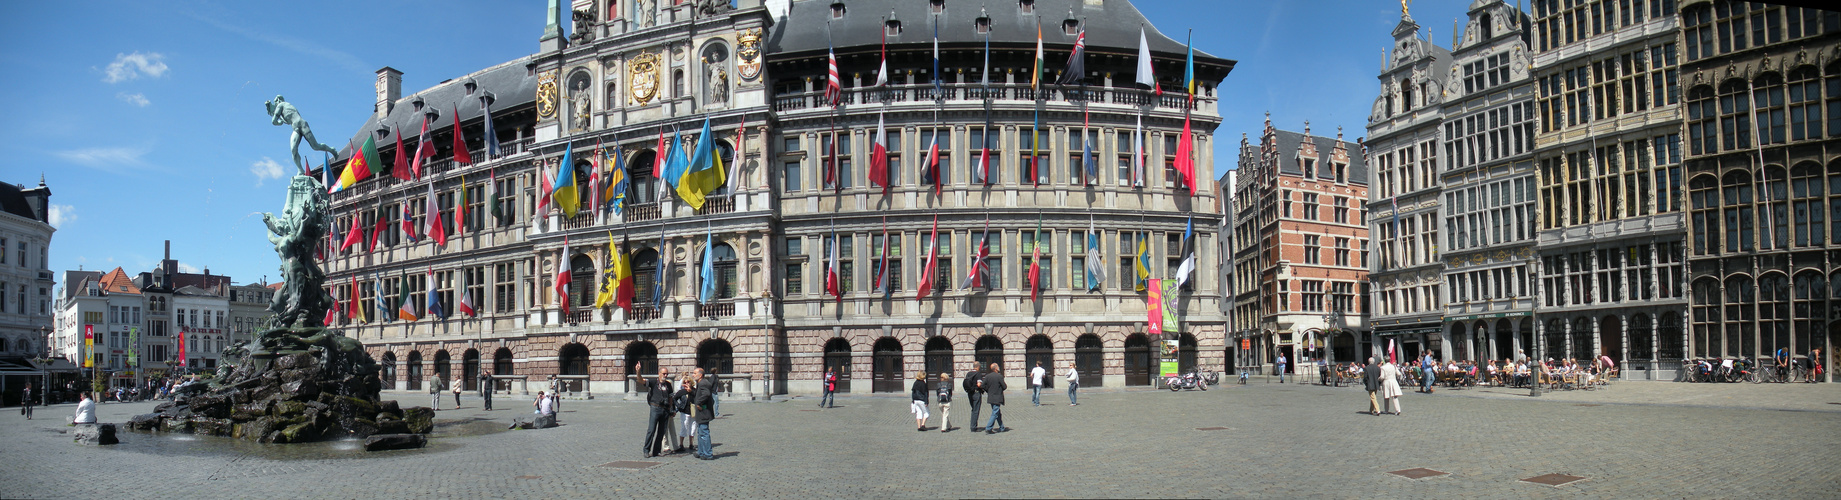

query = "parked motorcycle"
[1164,369,1213,391]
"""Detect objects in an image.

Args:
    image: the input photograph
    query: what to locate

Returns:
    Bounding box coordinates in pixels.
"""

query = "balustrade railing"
[629,305,662,322]
[694,196,734,215]
[698,301,735,319]
[627,203,661,222]
[772,83,1203,113]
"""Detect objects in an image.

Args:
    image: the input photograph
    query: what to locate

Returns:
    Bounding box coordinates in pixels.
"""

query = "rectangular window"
[1304,235,1321,265]
[494,262,516,314]
[784,161,802,192]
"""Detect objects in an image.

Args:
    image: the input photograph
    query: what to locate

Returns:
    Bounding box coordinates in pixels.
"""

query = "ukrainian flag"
[677,118,726,210]
[552,143,580,216]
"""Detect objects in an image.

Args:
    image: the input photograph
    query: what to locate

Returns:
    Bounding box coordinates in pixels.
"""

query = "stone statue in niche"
[702,44,729,106]
[636,0,655,28]
[569,7,597,44]
[709,67,729,105]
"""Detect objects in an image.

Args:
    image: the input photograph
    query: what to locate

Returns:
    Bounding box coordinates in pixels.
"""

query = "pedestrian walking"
[428,376,443,410]
[936,373,954,432]
[674,379,695,453]
[451,375,464,408]
[983,363,1008,434]
[73,391,96,424]
[963,368,984,432]
[1362,357,1383,416]
[548,375,562,412]
[1276,353,1288,383]
[641,368,673,458]
[479,369,494,410]
[1064,361,1079,406]
[1030,361,1045,406]
[819,367,837,408]
[21,383,32,420]
[1420,353,1437,393]
[1379,359,1404,416]
[693,368,717,460]
[910,372,931,431]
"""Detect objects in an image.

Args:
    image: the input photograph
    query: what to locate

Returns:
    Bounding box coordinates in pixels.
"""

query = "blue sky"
[0,0,1481,287]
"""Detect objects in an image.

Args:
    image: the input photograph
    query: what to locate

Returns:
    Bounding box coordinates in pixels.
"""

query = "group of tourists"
[638,367,721,460]
[899,361,1080,434]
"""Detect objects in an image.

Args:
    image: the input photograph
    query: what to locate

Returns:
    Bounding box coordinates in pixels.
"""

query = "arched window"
[1723,170,1755,252]
[434,350,451,381]
[1787,67,1822,140]
[1724,275,1756,358]
[924,336,953,380]
[1075,334,1103,387]
[493,347,514,377]
[463,349,481,391]
[1718,79,1752,151]
[406,351,423,391]
[974,335,1003,372]
[1754,72,1786,145]
[623,342,656,379]
[1791,163,1825,246]
[1401,79,1414,112]
[1793,271,1826,360]
[633,248,660,307]
[381,352,397,386]
[1687,86,1717,155]
[1760,273,1791,360]
[823,338,852,393]
[1123,334,1152,386]
[570,254,596,310]
[702,243,738,299]
[1544,318,1566,361]
[870,337,902,393]
[1494,318,1515,361]
[1629,313,1653,361]
[1480,13,1493,40]
[629,150,659,204]
[1570,317,1593,360]
[559,343,590,376]
[1026,335,1054,389]
[697,338,734,375]
[1692,278,1722,358]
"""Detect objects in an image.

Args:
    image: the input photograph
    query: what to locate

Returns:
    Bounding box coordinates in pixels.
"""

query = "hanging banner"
[1161,279,1180,334]
[177,330,188,368]
[1161,339,1180,377]
[83,324,94,368]
[1146,278,1164,337]
[127,327,138,368]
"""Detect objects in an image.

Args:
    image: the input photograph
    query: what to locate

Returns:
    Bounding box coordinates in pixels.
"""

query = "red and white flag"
[825,230,842,304]
[868,111,889,195]
[555,237,572,317]
[916,215,939,301]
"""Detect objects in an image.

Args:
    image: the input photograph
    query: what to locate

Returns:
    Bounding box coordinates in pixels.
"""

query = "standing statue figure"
[637,0,655,28]
[265,95,343,173]
[262,175,333,333]
[708,66,729,105]
[573,80,593,131]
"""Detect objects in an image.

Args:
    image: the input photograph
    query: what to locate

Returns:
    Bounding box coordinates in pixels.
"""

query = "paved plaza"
[2,381,1838,498]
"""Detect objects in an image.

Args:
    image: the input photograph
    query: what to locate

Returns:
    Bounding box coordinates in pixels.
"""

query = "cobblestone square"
[3,382,1838,498]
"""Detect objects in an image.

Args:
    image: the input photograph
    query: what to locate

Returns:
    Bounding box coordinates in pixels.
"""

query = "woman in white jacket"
[1378,360,1404,416]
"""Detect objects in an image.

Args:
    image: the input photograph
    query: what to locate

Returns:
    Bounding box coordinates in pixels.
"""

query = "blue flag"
[608,146,628,216]
[1082,133,1096,184]
[699,230,716,305]
[653,229,668,307]
[661,127,690,189]
[482,96,501,157]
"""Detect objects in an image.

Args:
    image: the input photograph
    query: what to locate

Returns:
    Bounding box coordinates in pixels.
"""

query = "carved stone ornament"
[737,28,763,81]
[537,69,560,119]
[630,51,660,105]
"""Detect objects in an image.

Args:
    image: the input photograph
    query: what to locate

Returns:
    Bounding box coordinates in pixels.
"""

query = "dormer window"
[1063,19,1079,35]
[830,2,846,19]
[463,80,478,95]
[1018,0,1034,15]
[885,19,902,36]
[930,0,945,14]
[974,16,991,34]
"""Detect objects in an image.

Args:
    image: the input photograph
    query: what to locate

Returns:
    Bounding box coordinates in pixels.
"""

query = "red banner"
[1146,278,1164,337]
[176,330,187,368]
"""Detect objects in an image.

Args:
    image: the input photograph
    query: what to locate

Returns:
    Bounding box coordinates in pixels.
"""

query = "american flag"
[826,45,842,107]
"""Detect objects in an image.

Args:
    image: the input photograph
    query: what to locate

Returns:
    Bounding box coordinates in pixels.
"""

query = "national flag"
[677,118,727,209]
[411,113,435,179]
[596,231,618,309]
[1176,113,1197,195]
[425,177,447,247]
[1032,20,1044,89]
[426,267,446,319]
[488,169,503,223]
[652,230,669,307]
[454,175,468,237]
[1175,217,1196,289]
[824,129,839,190]
[537,160,553,218]
[1081,128,1096,185]
[339,211,364,252]
[662,127,690,191]
[1086,220,1106,292]
[615,234,635,310]
[875,22,889,87]
[369,204,388,252]
[401,202,419,243]
[332,136,379,193]
[374,274,389,320]
[587,146,602,219]
[868,111,889,196]
[1028,216,1043,302]
[1031,112,1042,187]
[396,271,419,321]
[652,127,668,178]
[607,147,628,216]
[348,275,365,322]
[481,95,501,158]
[553,143,580,216]
[1057,27,1086,85]
[393,126,411,181]
[555,238,572,317]
[1183,30,1196,95]
[916,215,939,301]
[825,227,842,304]
[451,104,473,165]
[1134,233,1152,291]
[932,16,942,96]
[981,30,991,86]
[458,271,476,317]
[923,129,941,197]
[1133,113,1146,187]
[960,229,990,290]
[323,300,338,327]
[699,230,716,305]
[825,38,842,106]
[977,130,992,185]
[1137,27,1162,95]
[874,220,890,296]
[173,329,183,368]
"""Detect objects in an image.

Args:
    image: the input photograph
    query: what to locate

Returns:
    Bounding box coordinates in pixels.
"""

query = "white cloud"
[53,146,153,173]
[48,204,75,229]
[178,263,200,274]
[117,92,150,107]
[250,156,287,186]
[101,52,169,83]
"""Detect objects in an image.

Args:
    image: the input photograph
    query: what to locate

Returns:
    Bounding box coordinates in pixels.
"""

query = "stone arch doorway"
[462,349,481,391]
[434,350,451,382]
[974,335,1004,372]
[824,338,852,393]
[558,343,591,394]
[625,341,659,380]
[406,351,423,391]
[697,338,734,375]
[924,336,953,387]
[1075,334,1104,387]
[1124,334,1152,386]
[380,352,397,388]
[871,337,904,393]
[1025,334,1054,389]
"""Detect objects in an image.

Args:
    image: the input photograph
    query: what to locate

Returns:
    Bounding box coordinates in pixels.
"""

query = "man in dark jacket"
[963,369,984,432]
[478,369,494,410]
[1362,357,1382,416]
[693,368,717,460]
[983,363,1008,433]
[642,367,674,457]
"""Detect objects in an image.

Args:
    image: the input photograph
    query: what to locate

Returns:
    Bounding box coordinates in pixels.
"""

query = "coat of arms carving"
[630,51,660,105]
[737,28,763,82]
[536,69,560,119]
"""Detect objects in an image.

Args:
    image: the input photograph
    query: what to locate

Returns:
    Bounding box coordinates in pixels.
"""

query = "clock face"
[537,80,559,119]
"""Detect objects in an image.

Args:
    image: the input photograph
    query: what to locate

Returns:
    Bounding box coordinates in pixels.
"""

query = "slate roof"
[768,0,1229,65]
[0,182,41,222]
[1269,129,1368,186]
[333,58,539,164]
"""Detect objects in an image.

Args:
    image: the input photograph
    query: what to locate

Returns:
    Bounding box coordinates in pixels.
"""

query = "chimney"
[376,67,403,119]
[164,240,170,261]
